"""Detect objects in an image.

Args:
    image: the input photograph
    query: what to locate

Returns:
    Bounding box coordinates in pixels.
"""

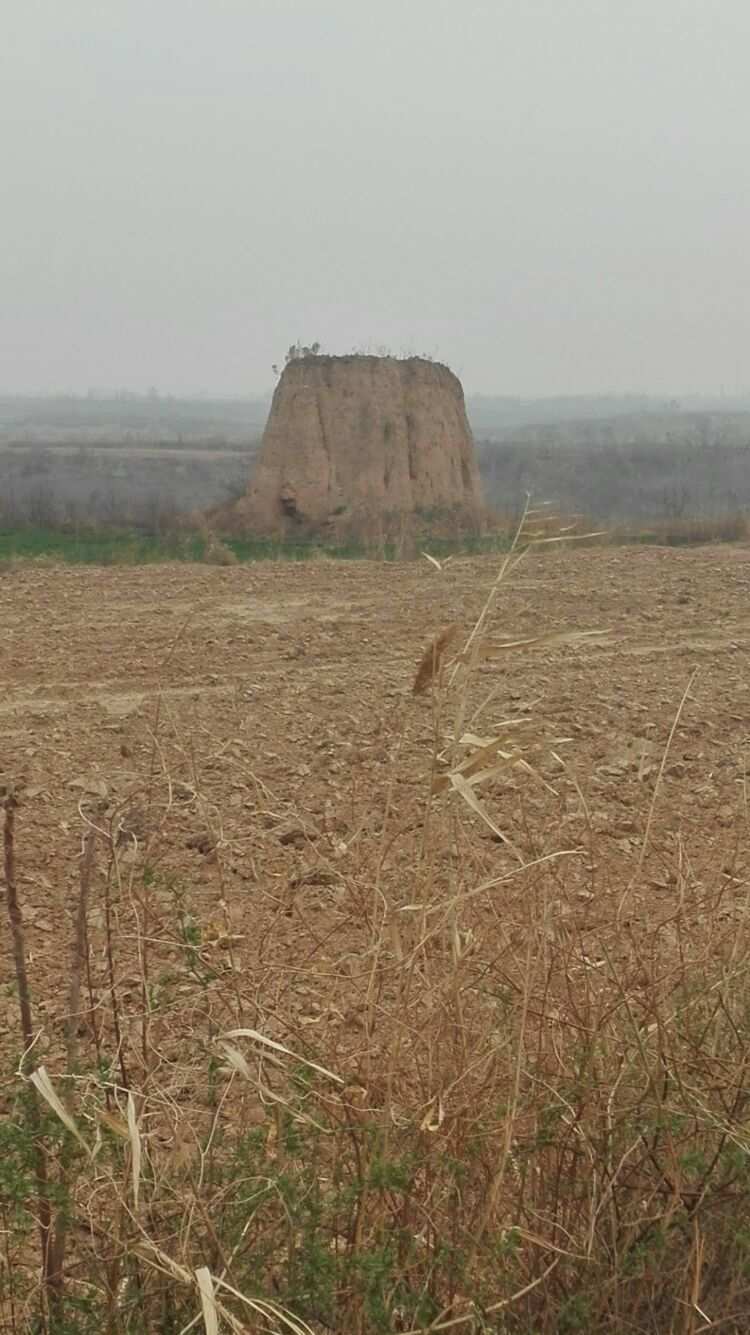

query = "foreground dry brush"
[3,515,750,1334]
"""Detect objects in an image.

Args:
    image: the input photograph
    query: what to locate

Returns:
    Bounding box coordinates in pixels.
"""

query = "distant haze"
[3,0,750,398]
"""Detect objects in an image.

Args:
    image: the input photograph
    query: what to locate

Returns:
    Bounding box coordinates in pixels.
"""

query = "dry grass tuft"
[202,531,238,565]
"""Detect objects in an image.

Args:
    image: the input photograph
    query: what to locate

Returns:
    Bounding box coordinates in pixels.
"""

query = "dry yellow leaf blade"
[29,1067,91,1157]
[127,1091,142,1212]
[470,627,611,660]
[221,1028,344,1084]
[196,1267,219,1335]
[420,1096,446,1132]
[449,771,523,862]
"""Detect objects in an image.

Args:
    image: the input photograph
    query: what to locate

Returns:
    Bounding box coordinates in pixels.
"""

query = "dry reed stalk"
[445,498,532,761]
[183,735,244,1021]
[412,623,460,696]
[103,850,130,1091]
[146,601,201,808]
[2,790,60,1321]
[64,827,96,1077]
[110,812,160,1083]
[42,825,100,1310]
[618,667,699,924]
[2,792,35,1069]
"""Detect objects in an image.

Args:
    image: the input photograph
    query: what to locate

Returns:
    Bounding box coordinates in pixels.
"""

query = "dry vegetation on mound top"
[3,523,750,1332]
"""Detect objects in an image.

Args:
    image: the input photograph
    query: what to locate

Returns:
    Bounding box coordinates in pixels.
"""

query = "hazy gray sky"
[3,0,750,397]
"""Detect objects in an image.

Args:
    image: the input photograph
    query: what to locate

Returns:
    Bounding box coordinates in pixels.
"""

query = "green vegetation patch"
[0,525,513,566]
[0,526,203,564]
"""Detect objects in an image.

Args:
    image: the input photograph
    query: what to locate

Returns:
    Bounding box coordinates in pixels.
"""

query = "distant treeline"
[0,395,268,446]
[6,391,750,443]
[2,436,750,534]
[0,442,250,530]
[4,394,750,534]
[477,437,750,522]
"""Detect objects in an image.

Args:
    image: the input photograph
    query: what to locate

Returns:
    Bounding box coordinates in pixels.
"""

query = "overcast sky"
[3,0,750,397]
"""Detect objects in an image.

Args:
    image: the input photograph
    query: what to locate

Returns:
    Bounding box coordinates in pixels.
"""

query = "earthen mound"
[228,355,484,538]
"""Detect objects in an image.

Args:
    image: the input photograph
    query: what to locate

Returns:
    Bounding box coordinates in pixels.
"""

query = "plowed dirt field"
[2,542,750,1094]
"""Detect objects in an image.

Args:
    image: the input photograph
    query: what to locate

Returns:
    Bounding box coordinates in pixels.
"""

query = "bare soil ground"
[3,543,750,1043]
[4,544,750,1328]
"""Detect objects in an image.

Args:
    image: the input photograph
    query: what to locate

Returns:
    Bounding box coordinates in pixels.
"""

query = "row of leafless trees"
[0,483,182,533]
[476,437,750,521]
[2,436,750,535]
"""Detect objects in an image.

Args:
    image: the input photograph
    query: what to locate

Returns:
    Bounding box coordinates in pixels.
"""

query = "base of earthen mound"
[219,354,485,541]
